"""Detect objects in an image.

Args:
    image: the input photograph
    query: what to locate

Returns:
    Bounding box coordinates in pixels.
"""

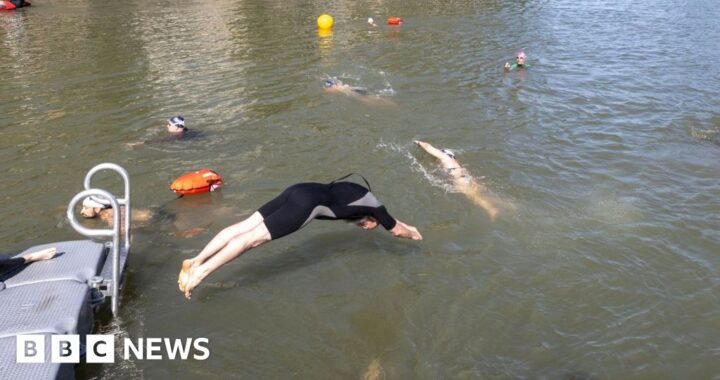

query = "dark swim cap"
[323,79,337,88]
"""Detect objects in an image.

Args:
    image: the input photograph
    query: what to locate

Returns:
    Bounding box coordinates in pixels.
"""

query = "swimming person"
[504,51,527,72]
[178,176,423,299]
[166,115,187,134]
[80,195,154,229]
[324,78,371,96]
[414,140,499,219]
[0,247,56,279]
[323,78,394,106]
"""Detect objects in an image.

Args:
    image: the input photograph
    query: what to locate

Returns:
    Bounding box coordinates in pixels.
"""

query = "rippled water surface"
[2,0,719,379]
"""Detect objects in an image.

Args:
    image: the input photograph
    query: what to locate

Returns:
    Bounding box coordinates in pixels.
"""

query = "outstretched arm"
[414,140,446,159]
[414,140,459,169]
[389,219,423,240]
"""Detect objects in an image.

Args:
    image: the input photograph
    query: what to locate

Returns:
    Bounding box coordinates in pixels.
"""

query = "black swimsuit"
[0,255,25,280]
[257,181,397,240]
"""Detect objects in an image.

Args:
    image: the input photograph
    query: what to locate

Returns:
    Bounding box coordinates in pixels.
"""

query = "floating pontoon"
[0,163,132,379]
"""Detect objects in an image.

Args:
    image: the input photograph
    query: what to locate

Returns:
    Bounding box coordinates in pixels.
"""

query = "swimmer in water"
[178,176,422,299]
[323,78,394,105]
[414,140,499,220]
[166,115,188,135]
[504,51,527,72]
[127,115,201,147]
[80,195,154,230]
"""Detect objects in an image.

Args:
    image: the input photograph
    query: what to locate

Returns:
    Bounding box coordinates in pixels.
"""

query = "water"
[2,0,719,378]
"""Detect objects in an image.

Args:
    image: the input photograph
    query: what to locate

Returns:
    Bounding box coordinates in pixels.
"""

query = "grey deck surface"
[0,240,108,380]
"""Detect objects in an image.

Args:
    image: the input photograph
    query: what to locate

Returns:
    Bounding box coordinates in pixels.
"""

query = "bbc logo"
[16,334,210,363]
[16,335,115,364]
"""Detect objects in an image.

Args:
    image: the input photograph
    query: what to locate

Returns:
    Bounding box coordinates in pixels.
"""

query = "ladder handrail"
[83,163,131,251]
[67,188,122,316]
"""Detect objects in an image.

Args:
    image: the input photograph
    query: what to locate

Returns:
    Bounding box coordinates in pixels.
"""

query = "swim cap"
[83,195,111,209]
[516,51,526,59]
[323,79,337,88]
[441,149,456,159]
[168,115,186,129]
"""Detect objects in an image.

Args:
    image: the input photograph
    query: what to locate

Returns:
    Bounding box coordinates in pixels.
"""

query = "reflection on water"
[2,0,720,378]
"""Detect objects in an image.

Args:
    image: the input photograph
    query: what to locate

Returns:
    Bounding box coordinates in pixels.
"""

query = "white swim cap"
[83,195,111,209]
[441,149,456,159]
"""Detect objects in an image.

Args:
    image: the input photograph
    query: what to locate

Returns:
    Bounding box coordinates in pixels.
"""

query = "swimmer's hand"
[504,62,511,71]
[414,140,432,150]
[390,220,423,240]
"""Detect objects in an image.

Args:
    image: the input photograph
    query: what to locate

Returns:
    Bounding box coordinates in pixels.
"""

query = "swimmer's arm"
[414,140,457,167]
[414,140,446,159]
[389,219,423,240]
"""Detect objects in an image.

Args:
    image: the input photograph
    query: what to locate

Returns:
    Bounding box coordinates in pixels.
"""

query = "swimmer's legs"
[178,212,264,291]
[182,222,271,299]
[190,212,264,266]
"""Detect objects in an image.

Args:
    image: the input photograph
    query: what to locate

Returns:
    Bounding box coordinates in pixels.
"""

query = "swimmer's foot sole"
[183,267,201,300]
[178,259,193,293]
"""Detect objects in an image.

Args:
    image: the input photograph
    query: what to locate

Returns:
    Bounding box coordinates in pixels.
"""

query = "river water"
[2,0,719,379]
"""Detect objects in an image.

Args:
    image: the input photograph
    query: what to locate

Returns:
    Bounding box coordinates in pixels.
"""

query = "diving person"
[178,176,422,299]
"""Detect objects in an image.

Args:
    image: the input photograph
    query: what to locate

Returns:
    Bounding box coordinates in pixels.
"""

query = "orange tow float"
[387,17,403,25]
[170,169,224,195]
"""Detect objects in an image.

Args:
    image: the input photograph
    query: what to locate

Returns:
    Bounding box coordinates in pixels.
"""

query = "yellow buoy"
[317,14,334,30]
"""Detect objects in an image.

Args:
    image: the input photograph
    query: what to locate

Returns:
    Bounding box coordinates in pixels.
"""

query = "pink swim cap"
[516,51,526,59]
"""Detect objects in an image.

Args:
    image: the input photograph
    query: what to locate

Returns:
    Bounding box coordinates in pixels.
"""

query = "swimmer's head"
[516,51,526,64]
[441,149,456,159]
[323,78,339,88]
[80,195,111,218]
[167,115,187,133]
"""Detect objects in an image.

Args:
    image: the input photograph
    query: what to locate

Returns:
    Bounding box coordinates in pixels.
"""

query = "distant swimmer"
[1,247,56,279]
[323,78,394,105]
[166,115,187,134]
[414,140,499,219]
[127,115,202,147]
[178,176,422,299]
[0,0,31,10]
[504,51,527,72]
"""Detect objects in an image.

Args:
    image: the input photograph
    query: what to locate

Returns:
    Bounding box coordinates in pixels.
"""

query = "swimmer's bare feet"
[183,266,203,300]
[24,247,57,263]
[178,259,194,293]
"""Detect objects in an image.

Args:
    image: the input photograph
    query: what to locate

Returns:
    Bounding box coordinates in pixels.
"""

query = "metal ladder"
[65,163,132,316]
